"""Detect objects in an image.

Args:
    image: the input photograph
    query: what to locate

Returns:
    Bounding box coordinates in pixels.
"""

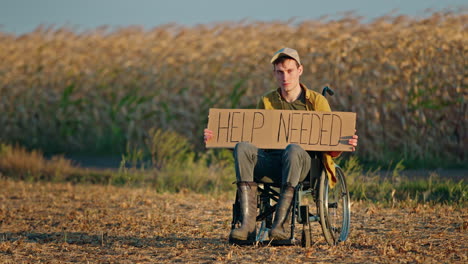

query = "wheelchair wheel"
[318,165,350,245]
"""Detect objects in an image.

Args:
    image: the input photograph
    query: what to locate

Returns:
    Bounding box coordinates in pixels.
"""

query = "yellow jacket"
[257,83,338,188]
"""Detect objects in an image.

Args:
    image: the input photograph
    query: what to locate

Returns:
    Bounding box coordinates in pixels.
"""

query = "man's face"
[273,59,303,93]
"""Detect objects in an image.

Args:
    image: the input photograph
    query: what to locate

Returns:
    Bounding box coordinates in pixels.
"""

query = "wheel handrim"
[319,167,351,245]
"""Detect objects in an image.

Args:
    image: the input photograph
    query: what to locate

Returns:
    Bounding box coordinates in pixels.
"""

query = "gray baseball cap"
[270,47,301,65]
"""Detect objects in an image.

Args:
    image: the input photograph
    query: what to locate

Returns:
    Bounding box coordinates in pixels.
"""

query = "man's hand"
[204,128,214,143]
[348,133,358,151]
[327,131,358,157]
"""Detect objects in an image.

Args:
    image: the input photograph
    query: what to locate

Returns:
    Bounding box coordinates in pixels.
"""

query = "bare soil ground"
[0,179,466,263]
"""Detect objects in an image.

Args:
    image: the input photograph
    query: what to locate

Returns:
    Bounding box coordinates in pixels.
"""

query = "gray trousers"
[233,142,312,187]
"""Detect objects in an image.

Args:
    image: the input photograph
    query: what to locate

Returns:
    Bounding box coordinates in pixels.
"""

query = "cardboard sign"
[206,108,356,151]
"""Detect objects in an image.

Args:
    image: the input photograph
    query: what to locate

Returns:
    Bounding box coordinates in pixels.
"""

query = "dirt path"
[0,179,466,263]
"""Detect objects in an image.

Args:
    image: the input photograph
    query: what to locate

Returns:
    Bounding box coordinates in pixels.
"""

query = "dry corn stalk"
[0,12,465,166]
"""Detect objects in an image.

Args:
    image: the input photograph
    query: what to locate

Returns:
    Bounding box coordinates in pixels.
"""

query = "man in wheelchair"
[204,47,358,243]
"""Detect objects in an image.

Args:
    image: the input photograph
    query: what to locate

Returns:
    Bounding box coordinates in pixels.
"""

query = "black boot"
[269,184,295,240]
[229,182,257,241]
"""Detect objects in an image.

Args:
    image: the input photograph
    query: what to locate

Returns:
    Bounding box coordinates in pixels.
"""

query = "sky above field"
[1,0,466,34]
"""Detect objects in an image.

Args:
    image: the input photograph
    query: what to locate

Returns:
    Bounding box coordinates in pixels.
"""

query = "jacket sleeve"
[324,154,337,188]
[315,94,332,112]
[316,94,338,188]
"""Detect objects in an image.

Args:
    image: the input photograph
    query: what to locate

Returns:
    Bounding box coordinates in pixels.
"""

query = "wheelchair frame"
[229,159,351,247]
[229,86,351,247]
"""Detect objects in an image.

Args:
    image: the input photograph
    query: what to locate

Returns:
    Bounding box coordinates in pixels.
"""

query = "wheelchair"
[229,156,350,247]
[229,87,351,247]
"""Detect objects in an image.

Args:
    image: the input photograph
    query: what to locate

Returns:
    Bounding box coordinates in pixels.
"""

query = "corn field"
[0,12,466,168]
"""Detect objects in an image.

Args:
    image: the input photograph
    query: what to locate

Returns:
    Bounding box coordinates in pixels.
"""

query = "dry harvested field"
[0,179,466,263]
